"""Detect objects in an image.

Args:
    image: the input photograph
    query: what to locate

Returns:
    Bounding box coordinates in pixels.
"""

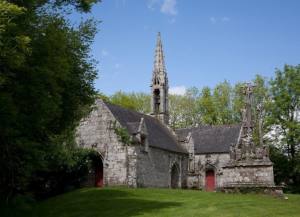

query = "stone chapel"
[75,33,275,191]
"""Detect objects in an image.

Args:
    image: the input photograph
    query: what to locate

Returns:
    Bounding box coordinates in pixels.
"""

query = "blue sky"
[70,0,300,95]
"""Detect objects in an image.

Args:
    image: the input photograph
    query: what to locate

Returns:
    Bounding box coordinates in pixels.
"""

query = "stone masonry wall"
[136,146,188,188]
[222,165,274,187]
[76,100,132,187]
[187,153,230,189]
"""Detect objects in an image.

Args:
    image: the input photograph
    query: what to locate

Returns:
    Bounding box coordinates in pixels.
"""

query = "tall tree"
[252,75,269,145]
[266,65,300,186]
[168,87,201,129]
[213,80,233,124]
[110,91,151,114]
[0,0,99,199]
[232,82,245,123]
[198,87,217,125]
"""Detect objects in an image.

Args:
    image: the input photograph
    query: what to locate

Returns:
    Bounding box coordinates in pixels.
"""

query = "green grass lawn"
[6,187,300,217]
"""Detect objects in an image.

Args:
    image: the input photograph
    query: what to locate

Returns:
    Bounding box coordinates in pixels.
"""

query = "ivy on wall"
[112,121,132,145]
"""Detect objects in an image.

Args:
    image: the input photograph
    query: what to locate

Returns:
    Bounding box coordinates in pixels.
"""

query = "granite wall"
[76,100,129,186]
[187,153,230,189]
[136,147,188,188]
[222,162,275,187]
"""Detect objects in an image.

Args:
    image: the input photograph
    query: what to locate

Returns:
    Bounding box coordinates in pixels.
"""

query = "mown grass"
[3,187,300,217]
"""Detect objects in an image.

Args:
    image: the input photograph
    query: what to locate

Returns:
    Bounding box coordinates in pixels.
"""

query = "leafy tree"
[169,94,192,129]
[0,0,99,200]
[132,92,151,114]
[232,82,244,122]
[110,91,151,114]
[266,65,300,188]
[198,87,217,125]
[252,75,270,145]
[184,87,201,126]
[8,0,100,12]
[213,80,233,124]
[0,1,30,85]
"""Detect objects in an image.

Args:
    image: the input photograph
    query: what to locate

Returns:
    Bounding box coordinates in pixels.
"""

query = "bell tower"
[150,32,169,125]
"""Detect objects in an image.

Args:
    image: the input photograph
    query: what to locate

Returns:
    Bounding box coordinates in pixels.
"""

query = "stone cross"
[242,83,255,128]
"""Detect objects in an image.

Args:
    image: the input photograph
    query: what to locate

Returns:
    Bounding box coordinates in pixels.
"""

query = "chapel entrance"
[171,164,180,188]
[95,156,103,187]
[205,170,215,191]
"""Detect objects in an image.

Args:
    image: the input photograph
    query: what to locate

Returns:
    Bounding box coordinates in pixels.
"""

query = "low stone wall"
[220,186,284,198]
[222,161,275,188]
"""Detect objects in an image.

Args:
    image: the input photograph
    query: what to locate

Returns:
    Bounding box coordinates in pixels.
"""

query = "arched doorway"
[171,164,180,188]
[94,155,103,187]
[205,170,215,191]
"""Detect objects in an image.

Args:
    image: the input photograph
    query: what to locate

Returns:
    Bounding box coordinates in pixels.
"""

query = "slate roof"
[176,124,241,154]
[104,102,187,154]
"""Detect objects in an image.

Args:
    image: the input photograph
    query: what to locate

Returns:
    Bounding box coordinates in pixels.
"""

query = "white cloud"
[161,0,177,15]
[101,49,108,57]
[169,86,186,95]
[210,17,217,24]
[221,16,230,22]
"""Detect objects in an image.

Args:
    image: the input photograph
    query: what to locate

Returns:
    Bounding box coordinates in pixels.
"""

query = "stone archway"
[170,163,180,189]
[94,154,104,187]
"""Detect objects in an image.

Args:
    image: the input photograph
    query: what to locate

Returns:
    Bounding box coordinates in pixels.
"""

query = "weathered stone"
[75,33,277,194]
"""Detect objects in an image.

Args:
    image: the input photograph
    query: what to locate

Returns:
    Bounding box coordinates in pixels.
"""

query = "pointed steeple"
[150,32,169,125]
[154,32,166,75]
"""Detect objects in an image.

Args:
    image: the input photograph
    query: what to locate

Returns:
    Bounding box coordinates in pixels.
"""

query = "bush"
[270,146,300,193]
[29,147,98,199]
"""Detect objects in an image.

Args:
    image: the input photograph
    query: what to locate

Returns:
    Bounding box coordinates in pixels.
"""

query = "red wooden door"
[205,170,215,191]
[95,162,103,187]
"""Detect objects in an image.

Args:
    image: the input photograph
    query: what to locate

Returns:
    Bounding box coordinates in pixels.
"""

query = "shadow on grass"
[33,188,181,217]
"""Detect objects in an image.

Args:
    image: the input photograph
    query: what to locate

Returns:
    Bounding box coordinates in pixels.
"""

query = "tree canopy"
[0,0,100,200]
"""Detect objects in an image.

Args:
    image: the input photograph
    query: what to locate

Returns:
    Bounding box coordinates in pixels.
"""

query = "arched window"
[94,154,104,187]
[154,89,160,113]
[170,163,180,188]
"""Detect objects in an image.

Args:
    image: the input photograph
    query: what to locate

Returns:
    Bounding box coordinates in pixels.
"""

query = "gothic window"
[153,76,160,85]
[155,77,160,85]
[154,89,160,113]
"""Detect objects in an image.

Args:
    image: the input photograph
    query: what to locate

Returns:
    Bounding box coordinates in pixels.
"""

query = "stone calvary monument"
[76,33,278,192]
[222,83,275,191]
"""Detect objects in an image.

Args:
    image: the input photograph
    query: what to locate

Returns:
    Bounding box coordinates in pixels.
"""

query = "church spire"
[154,32,166,74]
[151,32,169,125]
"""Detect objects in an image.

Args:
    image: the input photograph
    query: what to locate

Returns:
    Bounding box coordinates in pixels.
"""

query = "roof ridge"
[176,123,241,131]
[103,100,146,116]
